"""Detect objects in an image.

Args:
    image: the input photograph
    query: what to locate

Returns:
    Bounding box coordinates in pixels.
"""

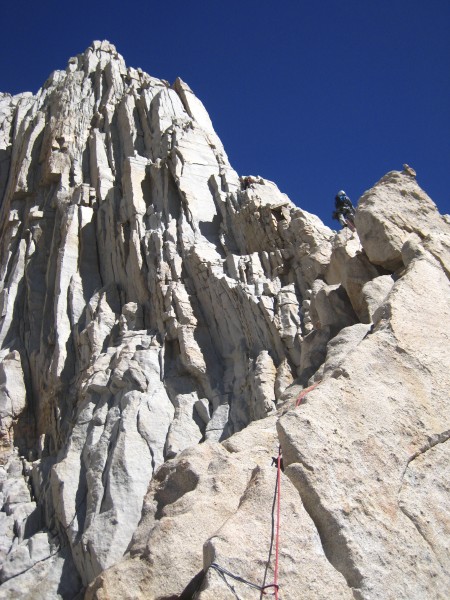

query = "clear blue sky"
[1,1,449,228]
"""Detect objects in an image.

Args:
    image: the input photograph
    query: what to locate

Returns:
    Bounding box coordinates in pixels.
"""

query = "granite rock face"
[0,42,449,599]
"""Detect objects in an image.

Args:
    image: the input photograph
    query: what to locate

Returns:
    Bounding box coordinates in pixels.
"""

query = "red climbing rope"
[268,383,321,597]
[274,444,282,600]
[198,383,323,599]
[295,381,320,407]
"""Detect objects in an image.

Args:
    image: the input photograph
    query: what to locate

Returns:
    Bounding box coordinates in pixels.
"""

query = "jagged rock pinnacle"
[0,44,449,599]
[402,163,417,177]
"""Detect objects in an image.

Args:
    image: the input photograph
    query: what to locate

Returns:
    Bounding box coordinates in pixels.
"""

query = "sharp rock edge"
[0,41,449,599]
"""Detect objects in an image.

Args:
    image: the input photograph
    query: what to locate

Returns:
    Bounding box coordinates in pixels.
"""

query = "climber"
[332,190,356,231]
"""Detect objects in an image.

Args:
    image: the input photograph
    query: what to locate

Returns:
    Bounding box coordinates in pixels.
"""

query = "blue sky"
[1,1,449,228]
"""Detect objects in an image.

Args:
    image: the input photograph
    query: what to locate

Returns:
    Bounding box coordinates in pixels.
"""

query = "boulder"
[355,168,449,271]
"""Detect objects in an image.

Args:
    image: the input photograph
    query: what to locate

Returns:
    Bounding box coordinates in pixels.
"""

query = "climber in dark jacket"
[332,190,356,230]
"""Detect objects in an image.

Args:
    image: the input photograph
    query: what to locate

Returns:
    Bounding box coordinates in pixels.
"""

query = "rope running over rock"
[194,382,321,598]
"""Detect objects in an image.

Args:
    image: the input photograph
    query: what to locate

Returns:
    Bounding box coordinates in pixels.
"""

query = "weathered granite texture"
[0,42,449,599]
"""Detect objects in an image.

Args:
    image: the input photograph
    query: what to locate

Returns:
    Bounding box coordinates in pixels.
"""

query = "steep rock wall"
[0,42,449,599]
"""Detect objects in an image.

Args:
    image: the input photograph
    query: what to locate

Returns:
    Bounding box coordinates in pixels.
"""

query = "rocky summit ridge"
[0,41,449,599]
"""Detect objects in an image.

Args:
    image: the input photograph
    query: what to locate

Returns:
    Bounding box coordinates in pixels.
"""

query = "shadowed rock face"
[0,42,449,599]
